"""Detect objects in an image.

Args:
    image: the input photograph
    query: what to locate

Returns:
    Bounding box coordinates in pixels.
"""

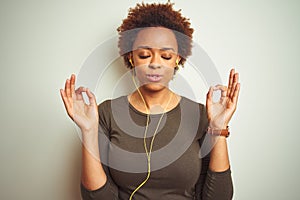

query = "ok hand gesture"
[60,74,99,133]
[206,69,240,129]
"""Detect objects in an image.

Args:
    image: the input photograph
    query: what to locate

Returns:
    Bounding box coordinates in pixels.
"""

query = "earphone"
[129,60,174,200]
[129,58,134,67]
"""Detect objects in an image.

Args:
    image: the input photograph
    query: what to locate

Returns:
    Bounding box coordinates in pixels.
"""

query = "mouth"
[146,74,163,82]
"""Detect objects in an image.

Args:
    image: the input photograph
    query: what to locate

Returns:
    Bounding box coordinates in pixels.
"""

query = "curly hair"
[117,1,194,69]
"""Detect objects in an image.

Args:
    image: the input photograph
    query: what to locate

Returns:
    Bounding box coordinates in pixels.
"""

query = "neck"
[130,87,176,114]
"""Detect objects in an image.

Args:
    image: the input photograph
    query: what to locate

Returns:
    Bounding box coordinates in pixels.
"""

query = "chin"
[141,83,169,92]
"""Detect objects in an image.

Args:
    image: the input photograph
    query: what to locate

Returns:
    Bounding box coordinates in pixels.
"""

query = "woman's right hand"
[60,74,99,133]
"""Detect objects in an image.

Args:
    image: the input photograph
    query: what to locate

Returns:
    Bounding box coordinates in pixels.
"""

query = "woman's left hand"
[206,68,240,129]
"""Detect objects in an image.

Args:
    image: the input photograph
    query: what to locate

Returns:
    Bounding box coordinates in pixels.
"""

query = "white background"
[0,0,299,199]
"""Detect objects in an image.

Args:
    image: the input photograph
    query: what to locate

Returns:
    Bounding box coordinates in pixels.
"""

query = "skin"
[60,27,240,190]
[129,27,181,114]
[60,77,106,190]
[206,69,240,171]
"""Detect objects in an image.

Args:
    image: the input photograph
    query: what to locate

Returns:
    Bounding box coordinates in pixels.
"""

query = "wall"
[0,0,299,199]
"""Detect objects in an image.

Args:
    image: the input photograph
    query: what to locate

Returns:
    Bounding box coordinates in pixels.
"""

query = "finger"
[214,84,227,98]
[75,87,87,101]
[70,74,76,97]
[227,68,235,97]
[229,73,239,98]
[75,86,87,94]
[65,79,71,98]
[60,89,74,119]
[86,88,97,106]
[60,89,68,107]
[232,83,241,104]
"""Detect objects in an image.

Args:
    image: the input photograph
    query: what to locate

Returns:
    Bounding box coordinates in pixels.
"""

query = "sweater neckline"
[122,95,183,117]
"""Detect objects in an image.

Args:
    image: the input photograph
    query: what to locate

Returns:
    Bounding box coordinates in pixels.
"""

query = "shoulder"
[98,96,127,110]
[98,96,129,119]
[180,96,208,132]
[180,96,206,114]
[97,96,128,129]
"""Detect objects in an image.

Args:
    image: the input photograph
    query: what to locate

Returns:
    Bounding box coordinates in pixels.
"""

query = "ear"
[127,53,132,60]
[128,53,134,67]
[176,55,181,65]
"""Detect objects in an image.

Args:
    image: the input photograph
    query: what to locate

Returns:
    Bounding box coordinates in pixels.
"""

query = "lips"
[146,74,163,82]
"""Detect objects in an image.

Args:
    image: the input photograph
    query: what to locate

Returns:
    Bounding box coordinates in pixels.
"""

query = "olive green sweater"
[81,96,233,200]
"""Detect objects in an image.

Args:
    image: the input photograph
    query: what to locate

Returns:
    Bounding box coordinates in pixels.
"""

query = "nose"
[149,63,161,69]
[149,54,161,69]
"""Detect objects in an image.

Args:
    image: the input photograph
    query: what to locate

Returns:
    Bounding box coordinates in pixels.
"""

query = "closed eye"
[162,56,172,60]
[139,55,150,59]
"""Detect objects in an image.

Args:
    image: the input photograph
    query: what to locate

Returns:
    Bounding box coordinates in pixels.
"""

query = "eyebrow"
[136,46,176,52]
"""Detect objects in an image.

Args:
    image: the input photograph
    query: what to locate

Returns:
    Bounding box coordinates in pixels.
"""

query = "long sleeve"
[81,182,117,200]
[195,153,233,200]
[80,165,119,200]
[80,100,119,200]
[202,167,233,200]
[195,104,234,200]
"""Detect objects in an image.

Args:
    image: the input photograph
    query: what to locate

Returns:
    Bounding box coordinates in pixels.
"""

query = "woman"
[60,2,240,200]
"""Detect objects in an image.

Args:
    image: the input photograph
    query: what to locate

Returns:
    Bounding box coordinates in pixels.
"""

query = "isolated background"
[1,0,299,199]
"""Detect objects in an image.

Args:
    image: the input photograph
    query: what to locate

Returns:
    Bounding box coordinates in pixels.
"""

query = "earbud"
[175,59,180,72]
[129,58,134,67]
[175,59,179,67]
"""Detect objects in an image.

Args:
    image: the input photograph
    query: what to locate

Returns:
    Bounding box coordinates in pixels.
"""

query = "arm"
[196,128,233,200]
[60,75,117,199]
[209,137,229,172]
[206,68,240,172]
[196,68,240,200]
[196,152,233,200]
[81,137,118,200]
[81,102,119,200]
[195,105,233,200]
[81,128,107,190]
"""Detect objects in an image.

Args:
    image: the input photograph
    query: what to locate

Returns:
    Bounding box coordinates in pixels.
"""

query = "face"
[131,27,180,92]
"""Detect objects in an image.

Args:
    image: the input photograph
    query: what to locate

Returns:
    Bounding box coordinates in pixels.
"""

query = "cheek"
[134,66,147,83]
[163,65,174,72]
[163,67,175,77]
[134,60,148,67]
[134,66,146,75]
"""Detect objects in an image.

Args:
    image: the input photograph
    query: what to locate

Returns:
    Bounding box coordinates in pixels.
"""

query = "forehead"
[132,27,178,51]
